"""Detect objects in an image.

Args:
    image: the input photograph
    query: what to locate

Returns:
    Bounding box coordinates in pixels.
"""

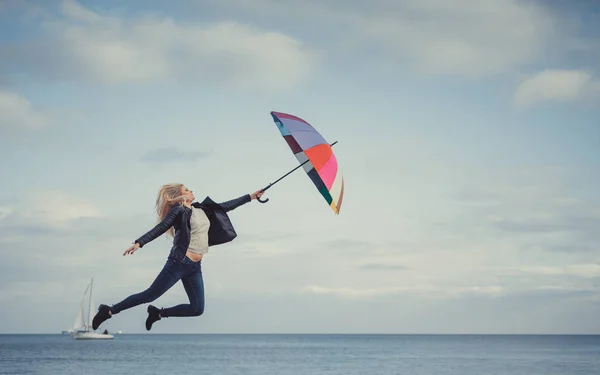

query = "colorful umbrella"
[257,111,344,214]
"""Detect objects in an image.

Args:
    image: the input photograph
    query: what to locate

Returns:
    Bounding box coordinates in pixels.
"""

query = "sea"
[1,334,599,375]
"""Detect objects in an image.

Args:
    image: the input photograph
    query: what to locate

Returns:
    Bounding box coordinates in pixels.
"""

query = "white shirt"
[188,207,211,255]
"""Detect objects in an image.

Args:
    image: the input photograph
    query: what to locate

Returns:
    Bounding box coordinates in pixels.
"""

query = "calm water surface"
[1,334,599,375]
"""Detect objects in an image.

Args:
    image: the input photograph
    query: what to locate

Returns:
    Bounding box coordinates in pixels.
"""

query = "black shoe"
[92,304,112,330]
[146,305,162,331]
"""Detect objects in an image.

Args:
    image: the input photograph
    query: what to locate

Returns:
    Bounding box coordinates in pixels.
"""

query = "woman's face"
[180,185,195,202]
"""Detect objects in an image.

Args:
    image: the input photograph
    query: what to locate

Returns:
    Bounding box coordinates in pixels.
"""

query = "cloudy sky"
[0,0,599,334]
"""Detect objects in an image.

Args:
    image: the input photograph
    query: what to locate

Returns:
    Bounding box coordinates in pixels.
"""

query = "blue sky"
[0,0,599,334]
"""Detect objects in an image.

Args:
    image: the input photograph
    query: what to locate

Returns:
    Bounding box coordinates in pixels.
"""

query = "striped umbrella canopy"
[257,111,344,214]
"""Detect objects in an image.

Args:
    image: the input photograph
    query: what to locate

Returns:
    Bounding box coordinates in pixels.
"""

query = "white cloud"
[302,284,505,300]
[10,0,316,89]
[3,0,589,87]
[0,90,49,131]
[514,69,600,107]
[513,264,600,279]
[0,190,103,229]
[212,0,565,76]
[352,0,558,75]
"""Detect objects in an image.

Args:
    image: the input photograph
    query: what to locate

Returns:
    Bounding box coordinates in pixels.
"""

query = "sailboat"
[70,278,114,340]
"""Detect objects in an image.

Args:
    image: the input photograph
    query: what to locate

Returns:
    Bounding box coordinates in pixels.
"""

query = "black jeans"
[111,256,205,317]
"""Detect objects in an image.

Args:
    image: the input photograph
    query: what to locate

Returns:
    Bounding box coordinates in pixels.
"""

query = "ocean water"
[1,334,599,375]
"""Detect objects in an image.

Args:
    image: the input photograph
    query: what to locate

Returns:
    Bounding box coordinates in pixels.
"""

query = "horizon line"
[2,332,600,336]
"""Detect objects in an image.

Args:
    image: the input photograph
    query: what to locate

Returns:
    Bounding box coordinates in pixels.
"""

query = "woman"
[92,183,264,331]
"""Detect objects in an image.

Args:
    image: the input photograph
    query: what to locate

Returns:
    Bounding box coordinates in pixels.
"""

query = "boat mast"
[88,278,94,332]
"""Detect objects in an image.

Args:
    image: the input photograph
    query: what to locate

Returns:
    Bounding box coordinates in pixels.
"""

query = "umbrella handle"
[255,158,309,205]
[256,185,272,204]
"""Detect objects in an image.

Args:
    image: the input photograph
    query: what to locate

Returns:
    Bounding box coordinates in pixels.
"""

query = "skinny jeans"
[111,256,205,317]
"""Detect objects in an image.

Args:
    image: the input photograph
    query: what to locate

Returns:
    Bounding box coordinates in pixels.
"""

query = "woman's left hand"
[250,190,264,200]
[123,242,140,256]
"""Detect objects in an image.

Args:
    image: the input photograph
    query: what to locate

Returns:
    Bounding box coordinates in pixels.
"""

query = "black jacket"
[134,194,251,261]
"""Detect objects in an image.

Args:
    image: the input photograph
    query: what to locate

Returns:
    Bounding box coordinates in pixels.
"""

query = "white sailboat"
[70,278,114,340]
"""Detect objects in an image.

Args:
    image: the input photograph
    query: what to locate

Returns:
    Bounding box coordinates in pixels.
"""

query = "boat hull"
[72,331,114,340]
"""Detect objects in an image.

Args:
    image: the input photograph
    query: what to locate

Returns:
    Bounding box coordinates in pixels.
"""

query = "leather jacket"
[134,194,251,261]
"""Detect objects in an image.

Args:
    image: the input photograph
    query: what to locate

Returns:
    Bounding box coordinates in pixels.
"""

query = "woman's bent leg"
[110,262,184,314]
[160,263,205,317]
[92,259,189,330]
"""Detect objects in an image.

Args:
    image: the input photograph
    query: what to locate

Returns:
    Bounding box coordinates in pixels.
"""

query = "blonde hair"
[155,183,185,238]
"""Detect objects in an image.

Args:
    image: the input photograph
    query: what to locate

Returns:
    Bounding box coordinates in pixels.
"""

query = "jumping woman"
[92,183,264,331]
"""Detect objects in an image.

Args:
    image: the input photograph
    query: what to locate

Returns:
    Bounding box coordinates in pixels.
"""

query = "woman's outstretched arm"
[218,190,264,212]
[134,205,184,247]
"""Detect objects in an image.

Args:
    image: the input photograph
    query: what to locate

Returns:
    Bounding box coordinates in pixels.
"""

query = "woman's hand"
[250,190,264,200]
[123,242,140,256]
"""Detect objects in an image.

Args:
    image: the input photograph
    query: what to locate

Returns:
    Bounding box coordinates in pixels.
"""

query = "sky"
[0,0,599,334]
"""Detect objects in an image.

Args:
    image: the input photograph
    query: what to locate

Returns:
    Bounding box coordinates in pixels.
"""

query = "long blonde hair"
[155,183,185,238]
